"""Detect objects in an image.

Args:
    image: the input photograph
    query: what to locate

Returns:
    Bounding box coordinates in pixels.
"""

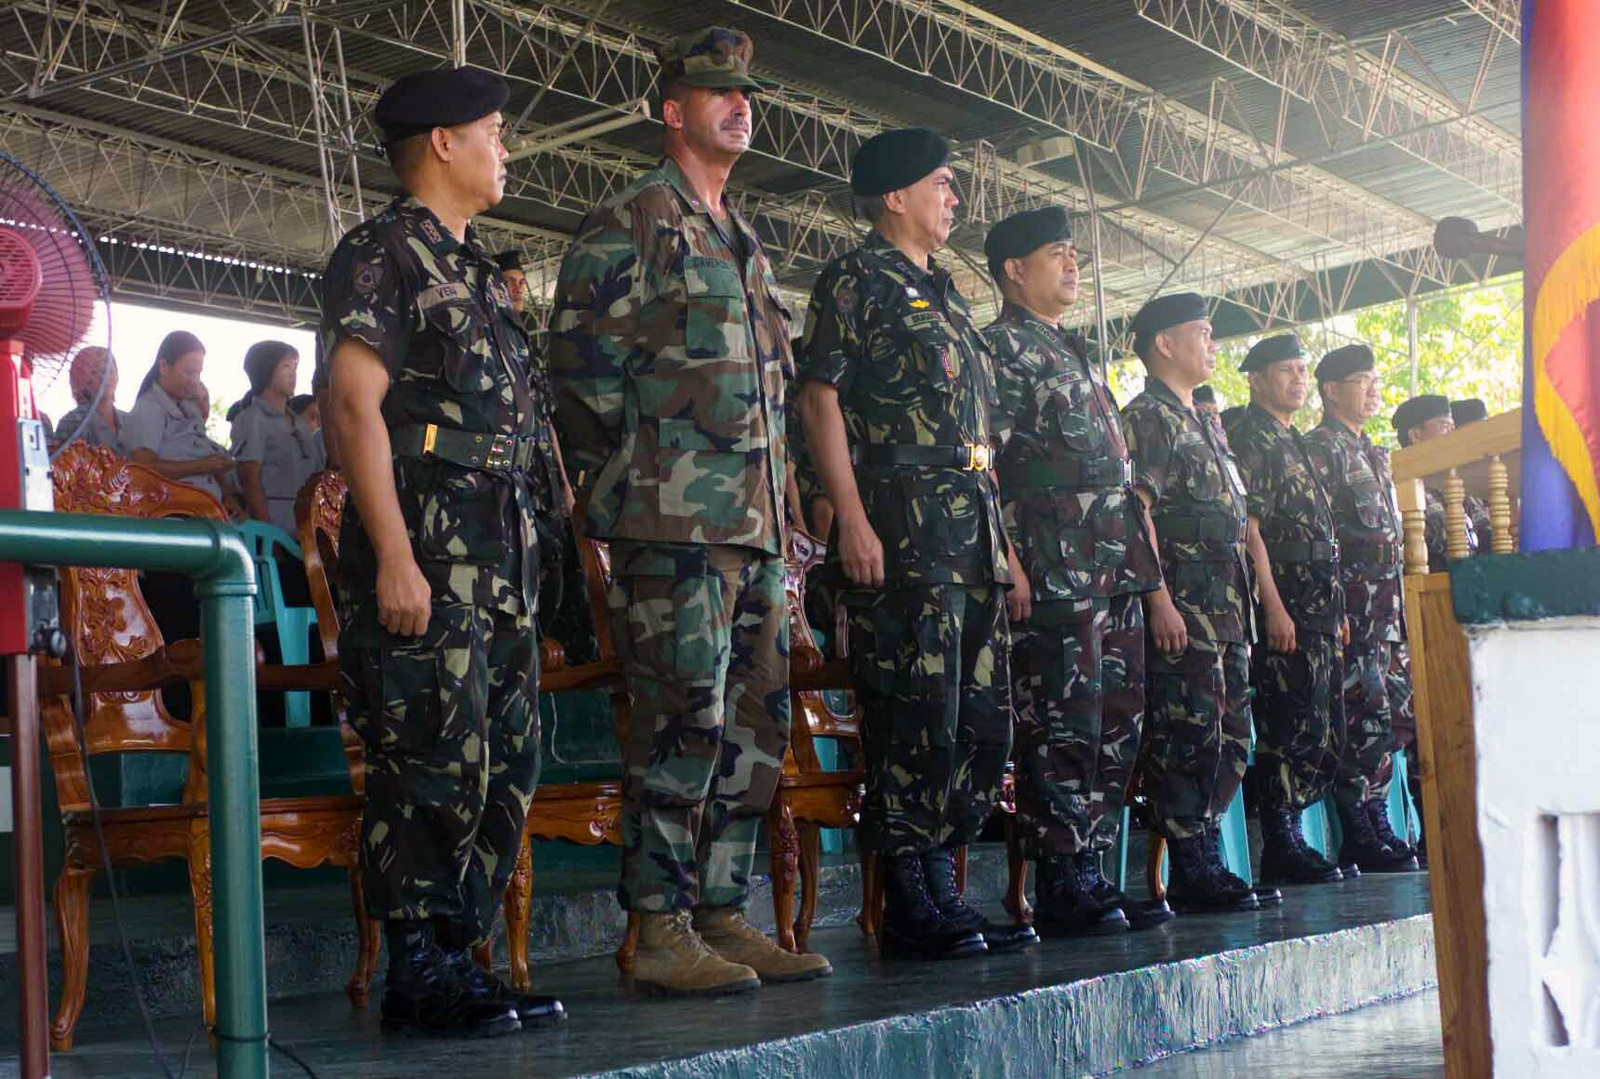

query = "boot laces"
[662,910,720,961]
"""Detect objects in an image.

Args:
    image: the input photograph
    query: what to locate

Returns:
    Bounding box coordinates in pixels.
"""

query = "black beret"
[375,67,509,144]
[1392,395,1451,444]
[984,207,1071,279]
[851,128,950,197]
[1192,384,1216,405]
[1130,292,1208,357]
[493,251,524,272]
[1239,333,1305,373]
[1452,398,1488,426]
[1314,343,1376,385]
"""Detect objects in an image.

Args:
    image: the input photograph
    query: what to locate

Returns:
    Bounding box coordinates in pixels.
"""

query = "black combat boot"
[1337,801,1421,873]
[1076,849,1173,931]
[434,918,567,1030]
[1207,819,1281,906]
[920,848,1038,952]
[1258,806,1342,887]
[1365,800,1422,865]
[381,921,521,1038]
[879,853,988,960]
[1033,854,1128,937]
[1164,832,1258,914]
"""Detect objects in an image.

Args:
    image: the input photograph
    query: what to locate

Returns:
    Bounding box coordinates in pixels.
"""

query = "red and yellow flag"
[1524,0,1600,547]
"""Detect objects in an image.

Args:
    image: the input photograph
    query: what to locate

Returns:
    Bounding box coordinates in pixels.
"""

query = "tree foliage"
[1104,276,1524,448]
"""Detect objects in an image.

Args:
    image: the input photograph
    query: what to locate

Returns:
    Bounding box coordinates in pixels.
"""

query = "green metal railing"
[0,509,268,1079]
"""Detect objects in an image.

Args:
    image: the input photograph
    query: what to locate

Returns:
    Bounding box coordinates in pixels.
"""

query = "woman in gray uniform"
[228,340,324,534]
[51,346,129,453]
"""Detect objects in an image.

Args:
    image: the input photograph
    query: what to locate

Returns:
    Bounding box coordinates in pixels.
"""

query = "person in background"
[123,330,241,513]
[52,345,128,453]
[289,393,329,475]
[227,340,323,534]
[1192,384,1220,419]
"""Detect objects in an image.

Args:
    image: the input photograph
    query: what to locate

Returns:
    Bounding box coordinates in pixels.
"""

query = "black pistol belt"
[391,422,537,473]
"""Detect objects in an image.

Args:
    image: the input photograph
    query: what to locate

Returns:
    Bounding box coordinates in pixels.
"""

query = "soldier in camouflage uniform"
[797,127,1029,960]
[1393,394,1480,571]
[1301,345,1422,873]
[494,250,600,664]
[320,67,562,1038]
[1225,334,1347,888]
[548,27,831,996]
[1121,293,1267,913]
[982,207,1169,935]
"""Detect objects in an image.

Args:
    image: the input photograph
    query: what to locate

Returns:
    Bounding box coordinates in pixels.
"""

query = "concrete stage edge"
[4,873,1436,1079]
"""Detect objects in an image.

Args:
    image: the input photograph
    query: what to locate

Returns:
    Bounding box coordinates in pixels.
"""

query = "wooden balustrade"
[1391,406,1522,573]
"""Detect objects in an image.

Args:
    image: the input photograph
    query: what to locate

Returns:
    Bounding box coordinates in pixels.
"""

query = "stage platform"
[2,870,1437,1079]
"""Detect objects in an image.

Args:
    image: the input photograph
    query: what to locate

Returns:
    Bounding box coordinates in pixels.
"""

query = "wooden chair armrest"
[540,638,568,673]
[256,661,339,692]
[789,657,852,692]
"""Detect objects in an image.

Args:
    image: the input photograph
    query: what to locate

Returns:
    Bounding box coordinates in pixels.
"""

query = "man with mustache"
[318,66,561,1037]
[797,129,1034,960]
[981,207,1169,935]
[549,26,831,997]
[1301,346,1422,874]
[1121,294,1268,913]
[1224,335,1348,889]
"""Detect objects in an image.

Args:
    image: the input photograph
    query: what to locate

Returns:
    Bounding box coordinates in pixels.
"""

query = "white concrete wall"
[1468,616,1600,1077]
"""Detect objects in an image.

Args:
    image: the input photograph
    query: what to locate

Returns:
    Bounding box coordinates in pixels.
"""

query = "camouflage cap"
[655,26,763,91]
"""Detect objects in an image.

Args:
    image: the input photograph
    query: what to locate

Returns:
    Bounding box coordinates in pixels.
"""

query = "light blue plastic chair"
[1320,747,1421,855]
[237,520,318,728]
[1116,722,1255,893]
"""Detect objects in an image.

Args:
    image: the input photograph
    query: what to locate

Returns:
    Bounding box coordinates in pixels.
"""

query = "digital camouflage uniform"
[1422,485,1482,572]
[320,196,541,942]
[548,157,793,914]
[799,230,1012,858]
[1302,419,1406,812]
[1225,404,1345,813]
[1122,379,1254,841]
[986,305,1159,858]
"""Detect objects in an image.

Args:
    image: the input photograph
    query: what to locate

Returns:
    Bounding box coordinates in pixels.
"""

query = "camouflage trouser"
[1369,640,1417,803]
[1142,637,1251,840]
[1010,592,1145,858]
[1334,638,1397,810]
[1249,631,1344,812]
[846,584,1011,857]
[343,603,540,944]
[608,542,790,913]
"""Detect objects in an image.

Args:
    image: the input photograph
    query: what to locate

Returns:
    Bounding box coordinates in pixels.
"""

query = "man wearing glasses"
[1302,346,1422,875]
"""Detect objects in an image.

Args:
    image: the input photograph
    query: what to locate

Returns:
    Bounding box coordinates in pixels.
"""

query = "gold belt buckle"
[422,423,438,456]
[965,443,992,471]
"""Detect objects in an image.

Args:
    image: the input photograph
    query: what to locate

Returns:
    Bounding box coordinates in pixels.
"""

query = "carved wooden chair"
[43,446,370,1050]
[770,527,868,951]
[501,525,632,985]
[295,469,382,1002]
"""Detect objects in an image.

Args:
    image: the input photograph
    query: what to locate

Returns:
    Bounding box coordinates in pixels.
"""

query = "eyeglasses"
[1337,375,1379,393]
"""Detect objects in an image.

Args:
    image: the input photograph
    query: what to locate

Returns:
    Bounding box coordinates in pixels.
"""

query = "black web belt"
[855,443,994,471]
[1340,540,1402,566]
[391,422,538,473]
[1267,539,1340,564]
[1157,515,1247,545]
[998,457,1133,492]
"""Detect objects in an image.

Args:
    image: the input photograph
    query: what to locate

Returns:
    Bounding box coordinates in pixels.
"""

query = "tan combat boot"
[694,907,833,983]
[630,910,761,997]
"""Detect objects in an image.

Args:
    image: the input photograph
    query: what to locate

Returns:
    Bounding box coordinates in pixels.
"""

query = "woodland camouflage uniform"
[548,155,793,914]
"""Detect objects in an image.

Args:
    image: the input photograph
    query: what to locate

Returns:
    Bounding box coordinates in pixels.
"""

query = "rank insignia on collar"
[420,218,443,245]
[905,286,920,298]
[909,299,930,309]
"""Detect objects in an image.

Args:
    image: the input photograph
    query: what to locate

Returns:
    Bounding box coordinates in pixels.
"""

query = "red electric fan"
[0,151,111,1079]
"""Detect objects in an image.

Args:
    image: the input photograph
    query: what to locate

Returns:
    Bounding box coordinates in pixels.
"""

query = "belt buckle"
[485,433,514,470]
[965,443,992,471]
[1330,540,1341,562]
[422,423,439,456]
